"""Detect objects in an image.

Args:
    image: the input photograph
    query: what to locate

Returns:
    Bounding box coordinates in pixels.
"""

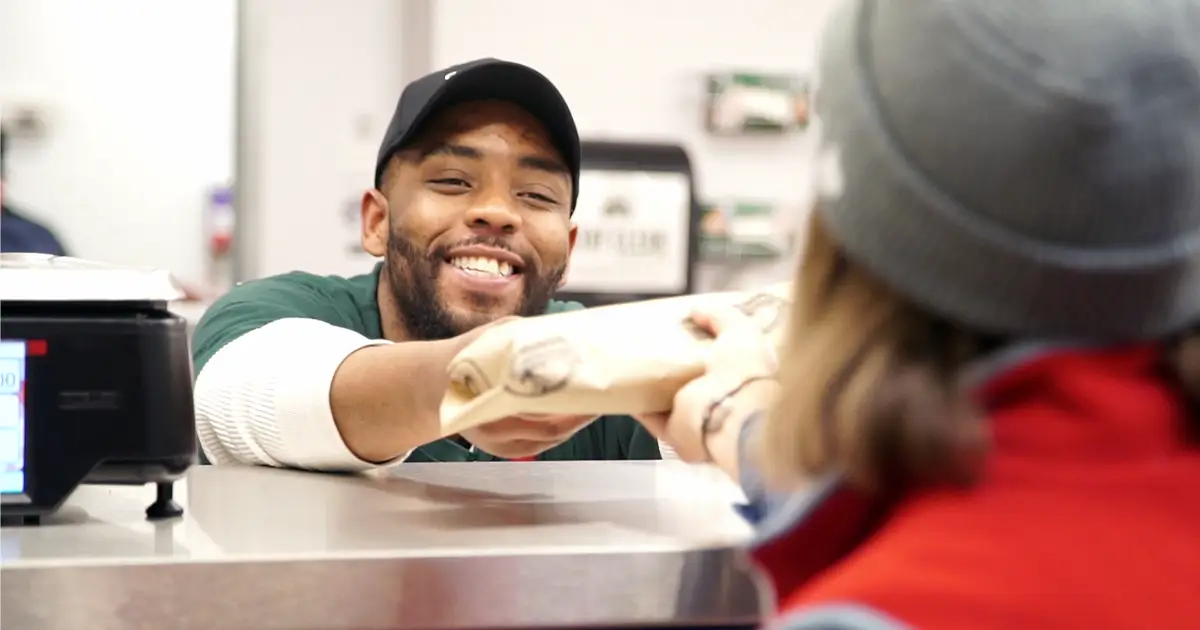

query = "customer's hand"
[637,306,778,470]
[463,414,599,460]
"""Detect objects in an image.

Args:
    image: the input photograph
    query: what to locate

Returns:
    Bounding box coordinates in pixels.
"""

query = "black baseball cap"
[374,58,581,210]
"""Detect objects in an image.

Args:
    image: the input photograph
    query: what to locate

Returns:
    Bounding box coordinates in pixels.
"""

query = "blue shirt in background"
[1,206,68,256]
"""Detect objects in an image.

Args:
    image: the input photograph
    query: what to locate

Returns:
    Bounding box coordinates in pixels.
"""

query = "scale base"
[1,480,185,527]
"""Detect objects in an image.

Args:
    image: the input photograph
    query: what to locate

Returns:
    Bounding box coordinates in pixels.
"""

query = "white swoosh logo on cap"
[444,71,457,80]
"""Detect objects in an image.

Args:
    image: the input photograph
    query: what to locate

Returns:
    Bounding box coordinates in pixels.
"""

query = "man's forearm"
[195,318,401,470]
[330,339,458,463]
[195,318,464,470]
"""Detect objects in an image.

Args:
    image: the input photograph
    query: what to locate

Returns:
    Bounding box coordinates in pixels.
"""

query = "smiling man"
[193,59,661,470]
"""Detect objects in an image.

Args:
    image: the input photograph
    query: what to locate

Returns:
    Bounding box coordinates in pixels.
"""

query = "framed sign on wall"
[558,141,699,306]
[706,72,811,136]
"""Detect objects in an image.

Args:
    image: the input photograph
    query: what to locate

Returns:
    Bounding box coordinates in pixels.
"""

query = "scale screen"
[0,340,28,494]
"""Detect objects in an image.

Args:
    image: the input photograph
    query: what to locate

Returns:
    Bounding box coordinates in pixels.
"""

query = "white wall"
[235,0,410,280]
[0,0,236,283]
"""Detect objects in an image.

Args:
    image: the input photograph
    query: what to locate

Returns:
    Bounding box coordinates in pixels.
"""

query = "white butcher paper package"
[439,283,793,436]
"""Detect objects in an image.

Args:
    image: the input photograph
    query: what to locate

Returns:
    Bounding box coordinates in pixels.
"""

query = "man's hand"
[446,317,598,460]
[462,414,598,460]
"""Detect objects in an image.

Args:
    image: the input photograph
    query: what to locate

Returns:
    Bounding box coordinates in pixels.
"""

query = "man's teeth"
[450,256,514,278]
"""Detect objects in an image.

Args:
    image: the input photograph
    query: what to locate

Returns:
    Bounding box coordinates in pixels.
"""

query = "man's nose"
[463,199,522,234]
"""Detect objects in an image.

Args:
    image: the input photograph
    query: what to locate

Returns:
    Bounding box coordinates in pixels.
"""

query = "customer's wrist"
[734,376,779,405]
[701,377,778,476]
[719,377,779,421]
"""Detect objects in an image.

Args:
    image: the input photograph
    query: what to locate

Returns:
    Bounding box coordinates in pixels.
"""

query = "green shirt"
[192,266,661,463]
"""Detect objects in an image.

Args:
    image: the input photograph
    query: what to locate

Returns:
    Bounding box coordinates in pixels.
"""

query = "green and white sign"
[706,72,810,135]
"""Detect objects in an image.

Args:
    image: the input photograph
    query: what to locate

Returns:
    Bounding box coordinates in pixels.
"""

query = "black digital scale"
[0,254,197,525]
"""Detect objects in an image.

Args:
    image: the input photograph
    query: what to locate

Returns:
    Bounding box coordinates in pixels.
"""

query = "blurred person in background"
[192,59,660,470]
[0,128,68,256]
[646,0,1200,628]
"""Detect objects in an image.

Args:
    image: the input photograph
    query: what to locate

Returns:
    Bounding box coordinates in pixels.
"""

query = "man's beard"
[384,230,565,341]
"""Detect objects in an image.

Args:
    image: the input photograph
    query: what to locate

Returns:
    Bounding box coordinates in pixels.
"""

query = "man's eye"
[522,192,558,204]
[429,178,469,187]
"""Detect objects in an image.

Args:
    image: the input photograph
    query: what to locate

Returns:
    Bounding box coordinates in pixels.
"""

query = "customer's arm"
[716,379,779,481]
[192,280,463,470]
[729,408,796,523]
[714,385,819,526]
[643,374,788,521]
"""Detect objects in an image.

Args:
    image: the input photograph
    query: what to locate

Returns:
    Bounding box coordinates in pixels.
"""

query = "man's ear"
[558,222,578,288]
[361,189,389,257]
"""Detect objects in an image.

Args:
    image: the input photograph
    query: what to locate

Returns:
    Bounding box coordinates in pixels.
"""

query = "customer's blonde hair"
[761,210,1200,494]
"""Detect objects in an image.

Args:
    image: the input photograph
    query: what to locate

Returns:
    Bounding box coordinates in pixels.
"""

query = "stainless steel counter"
[2,461,764,630]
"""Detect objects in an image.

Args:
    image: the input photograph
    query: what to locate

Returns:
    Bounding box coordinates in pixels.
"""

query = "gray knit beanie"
[813,0,1200,340]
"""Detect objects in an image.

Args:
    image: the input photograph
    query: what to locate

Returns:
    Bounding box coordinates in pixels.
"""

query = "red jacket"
[750,346,1200,630]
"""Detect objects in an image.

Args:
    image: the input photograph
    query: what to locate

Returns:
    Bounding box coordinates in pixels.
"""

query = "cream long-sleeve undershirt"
[193,318,410,471]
